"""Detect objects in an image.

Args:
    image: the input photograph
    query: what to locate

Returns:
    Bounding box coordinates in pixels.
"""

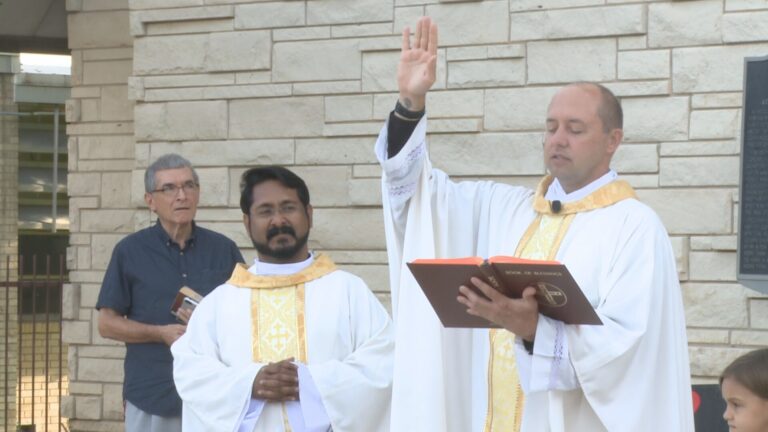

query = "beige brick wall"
[0,64,20,432]
[63,0,768,427]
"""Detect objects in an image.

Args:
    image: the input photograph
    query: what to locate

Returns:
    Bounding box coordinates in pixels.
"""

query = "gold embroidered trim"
[485,179,600,432]
[545,215,575,261]
[517,214,576,261]
[296,283,307,363]
[228,253,337,289]
[531,175,637,215]
[485,329,524,432]
[251,286,305,363]
[251,289,261,361]
[484,355,493,430]
[250,283,308,430]
[515,214,543,259]
[245,258,325,430]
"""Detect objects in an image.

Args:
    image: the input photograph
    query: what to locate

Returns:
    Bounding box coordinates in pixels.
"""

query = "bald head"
[544,82,624,193]
[565,82,623,133]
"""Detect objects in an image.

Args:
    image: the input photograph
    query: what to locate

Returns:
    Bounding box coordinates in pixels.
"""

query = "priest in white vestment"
[172,166,394,432]
[377,17,694,432]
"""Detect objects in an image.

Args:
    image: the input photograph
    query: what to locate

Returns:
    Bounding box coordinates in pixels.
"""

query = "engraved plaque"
[738,55,768,294]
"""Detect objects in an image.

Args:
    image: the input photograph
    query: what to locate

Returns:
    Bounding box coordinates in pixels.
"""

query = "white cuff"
[285,363,331,432]
[526,316,579,392]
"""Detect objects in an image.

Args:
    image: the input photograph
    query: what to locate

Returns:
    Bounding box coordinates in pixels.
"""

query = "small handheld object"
[170,286,203,321]
[180,296,198,312]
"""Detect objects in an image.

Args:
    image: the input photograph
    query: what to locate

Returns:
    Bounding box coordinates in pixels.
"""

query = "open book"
[407,256,602,328]
[170,286,203,322]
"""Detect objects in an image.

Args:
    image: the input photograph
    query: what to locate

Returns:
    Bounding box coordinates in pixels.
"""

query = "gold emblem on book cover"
[535,282,567,307]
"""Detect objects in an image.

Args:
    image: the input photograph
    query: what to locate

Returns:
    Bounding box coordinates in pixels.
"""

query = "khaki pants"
[125,400,182,432]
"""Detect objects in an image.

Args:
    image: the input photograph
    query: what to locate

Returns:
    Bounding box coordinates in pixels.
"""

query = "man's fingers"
[177,308,192,324]
[276,372,298,383]
[278,368,298,380]
[276,359,298,373]
[457,289,472,307]
[522,286,538,302]
[258,378,285,388]
[458,285,489,312]
[256,388,278,398]
[256,380,299,399]
[425,56,437,83]
[259,377,298,388]
[262,363,280,373]
[256,387,299,401]
[162,324,186,345]
[470,277,505,301]
[458,284,482,304]
[401,26,411,52]
[457,285,490,318]
[419,17,431,50]
[279,385,300,400]
[419,17,432,51]
[414,17,423,50]
[427,21,438,55]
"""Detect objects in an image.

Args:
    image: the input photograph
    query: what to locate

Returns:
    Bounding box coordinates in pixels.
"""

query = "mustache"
[267,225,296,240]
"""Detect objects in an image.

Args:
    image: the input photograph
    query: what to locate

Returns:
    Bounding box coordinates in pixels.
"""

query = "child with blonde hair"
[720,348,768,432]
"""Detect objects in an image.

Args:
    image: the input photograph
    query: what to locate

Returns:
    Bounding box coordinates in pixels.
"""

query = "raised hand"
[397,16,438,112]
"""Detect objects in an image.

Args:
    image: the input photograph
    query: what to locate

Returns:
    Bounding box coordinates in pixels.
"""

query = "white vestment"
[172,254,394,432]
[376,117,694,432]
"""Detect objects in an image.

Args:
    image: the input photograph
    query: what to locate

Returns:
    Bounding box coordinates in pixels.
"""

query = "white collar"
[249,252,314,276]
[545,170,618,203]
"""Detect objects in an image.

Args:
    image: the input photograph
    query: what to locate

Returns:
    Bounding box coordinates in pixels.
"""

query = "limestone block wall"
[0,60,19,432]
[63,1,134,431]
[63,0,768,428]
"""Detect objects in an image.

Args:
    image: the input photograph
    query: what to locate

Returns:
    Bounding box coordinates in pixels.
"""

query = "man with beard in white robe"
[172,166,394,432]
[375,17,694,432]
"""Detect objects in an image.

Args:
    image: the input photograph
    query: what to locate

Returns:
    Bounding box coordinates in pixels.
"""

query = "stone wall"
[0,54,19,432]
[63,0,768,428]
[62,1,134,430]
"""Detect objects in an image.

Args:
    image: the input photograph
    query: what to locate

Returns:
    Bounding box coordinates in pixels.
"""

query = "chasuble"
[376,116,694,432]
[172,254,394,432]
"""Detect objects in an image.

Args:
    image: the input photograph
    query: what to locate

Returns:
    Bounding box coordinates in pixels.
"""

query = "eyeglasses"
[151,181,199,197]
[253,203,301,219]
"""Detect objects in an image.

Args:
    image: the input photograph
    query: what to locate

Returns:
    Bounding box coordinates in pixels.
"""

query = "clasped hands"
[457,277,540,342]
[252,357,300,402]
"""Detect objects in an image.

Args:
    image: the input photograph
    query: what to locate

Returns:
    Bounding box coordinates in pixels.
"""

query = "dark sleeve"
[231,240,245,265]
[95,242,131,314]
[387,111,423,159]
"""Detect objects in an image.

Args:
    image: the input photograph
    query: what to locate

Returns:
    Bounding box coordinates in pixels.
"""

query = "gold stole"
[485,176,637,432]
[225,254,338,430]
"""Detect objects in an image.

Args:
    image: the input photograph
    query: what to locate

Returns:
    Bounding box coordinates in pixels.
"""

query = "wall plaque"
[738,55,768,294]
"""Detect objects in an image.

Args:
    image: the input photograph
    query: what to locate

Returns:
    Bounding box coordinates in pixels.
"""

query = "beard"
[251,225,310,261]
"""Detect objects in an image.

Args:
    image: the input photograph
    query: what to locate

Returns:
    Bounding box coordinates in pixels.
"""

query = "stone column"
[0,52,19,432]
[62,1,134,430]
